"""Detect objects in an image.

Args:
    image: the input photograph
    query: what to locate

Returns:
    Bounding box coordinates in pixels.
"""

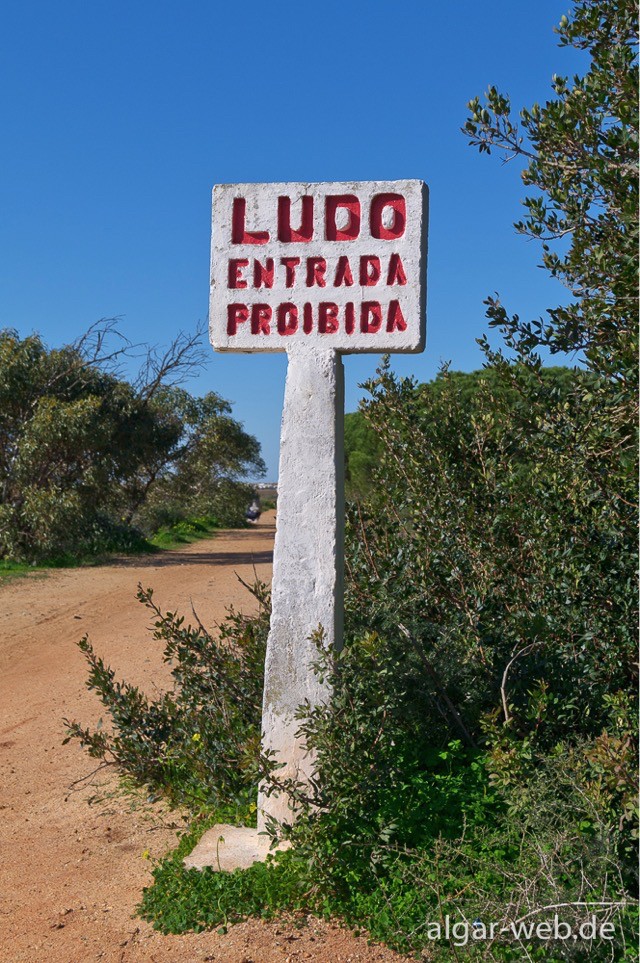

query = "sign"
[210,180,428,353]
[208,179,428,836]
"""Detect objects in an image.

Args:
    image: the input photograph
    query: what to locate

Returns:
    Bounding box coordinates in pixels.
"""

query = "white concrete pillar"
[257,344,344,831]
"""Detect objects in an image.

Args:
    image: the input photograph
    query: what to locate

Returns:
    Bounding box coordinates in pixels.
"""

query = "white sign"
[206,178,428,839]
[210,180,428,353]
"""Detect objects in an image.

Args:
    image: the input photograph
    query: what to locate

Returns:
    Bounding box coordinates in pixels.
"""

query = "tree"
[0,323,264,560]
[343,366,579,497]
[463,0,638,393]
[0,325,146,559]
[344,0,639,759]
[136,388,265,531]
[459,0,638,761]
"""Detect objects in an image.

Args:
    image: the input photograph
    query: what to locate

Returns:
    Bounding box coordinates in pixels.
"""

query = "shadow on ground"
[108,526,275,569]
[118,549,274,568]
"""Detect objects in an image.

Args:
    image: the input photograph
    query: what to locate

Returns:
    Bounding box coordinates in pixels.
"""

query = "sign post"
[194,180,428,861]
[258,342,345,828]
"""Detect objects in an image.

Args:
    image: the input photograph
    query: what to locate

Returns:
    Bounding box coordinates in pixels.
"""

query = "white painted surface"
[257,345,344,830]
[184,824,290,872]
[207,178,428,837]
[210,180,428,354]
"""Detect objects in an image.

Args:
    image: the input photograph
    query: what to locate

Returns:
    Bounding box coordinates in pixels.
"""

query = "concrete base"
[183,824,290,872]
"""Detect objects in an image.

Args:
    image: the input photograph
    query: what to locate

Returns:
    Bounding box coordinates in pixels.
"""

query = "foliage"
[137,662,636,957]
[0,322,264,561]
[64,580,270,809]
[344,365,579,497]
[344,361,636,759]
[0,325,145,560]
[71,587,636,957]
[132,387,264,533]
[148,515,222,550]
[138,818,305,935]
[463,0,638,391]
[344,410,380,498]
[263,634,635,959]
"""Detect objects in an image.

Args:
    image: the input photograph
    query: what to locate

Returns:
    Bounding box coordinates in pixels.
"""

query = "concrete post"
[186,180,427,869]
[257,344,344,831]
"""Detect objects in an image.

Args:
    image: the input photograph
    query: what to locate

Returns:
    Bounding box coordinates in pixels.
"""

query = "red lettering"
[303,303,313,334]
[319,303,339,334]
[386,300,407,332]
[360,255,381,286]
[281,257,300,287]
[251,304,272,334]
[306,257,327,287]
[370,193,406,240]
[232,197,270,244]
[345,302,355,335]
[334,255,354,287]
[387,253,407,286]
[253,258,274,288]
[325,194,360,241]
[277,303,298,335]
[228,259,248,289]
[278,196,314,242]
[361,301,382,333]
[227,303,248,335]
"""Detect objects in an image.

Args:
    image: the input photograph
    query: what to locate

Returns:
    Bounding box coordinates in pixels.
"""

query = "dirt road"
[0,514,408,962]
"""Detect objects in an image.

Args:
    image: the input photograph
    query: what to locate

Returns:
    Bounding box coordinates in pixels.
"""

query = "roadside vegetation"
[67,1,637,958]
[0,322,264,567]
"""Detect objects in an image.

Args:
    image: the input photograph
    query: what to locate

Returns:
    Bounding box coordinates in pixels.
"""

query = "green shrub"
[149,515,223,549]
[65,579,269,809]
[268,634,637,959]
[68,585,636,958]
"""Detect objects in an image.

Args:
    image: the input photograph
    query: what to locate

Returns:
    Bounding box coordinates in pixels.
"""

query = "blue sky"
[1,1,583,479]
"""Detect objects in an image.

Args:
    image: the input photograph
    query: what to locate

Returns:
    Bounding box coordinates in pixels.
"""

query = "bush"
[148,515,223,549]
[69,579,637,959]
[269,632,637,959]
[65,580,269,809]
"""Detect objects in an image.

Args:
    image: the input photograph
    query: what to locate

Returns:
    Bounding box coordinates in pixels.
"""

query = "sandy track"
[0,513,408,962]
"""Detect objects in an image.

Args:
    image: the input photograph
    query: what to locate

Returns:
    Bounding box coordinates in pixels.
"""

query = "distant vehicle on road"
[246,498,261,523]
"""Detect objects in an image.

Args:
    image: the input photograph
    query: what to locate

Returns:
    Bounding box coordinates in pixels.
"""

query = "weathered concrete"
[210,180,428,355]
[257,345,344,830]
[199,179,428,859]
[184,825,290,872]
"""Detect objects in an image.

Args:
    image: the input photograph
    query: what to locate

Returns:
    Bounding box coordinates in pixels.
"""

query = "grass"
[138,814,308,936]
[148,515,224,550]
[0,553,107,581]
[0,559,43,581]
